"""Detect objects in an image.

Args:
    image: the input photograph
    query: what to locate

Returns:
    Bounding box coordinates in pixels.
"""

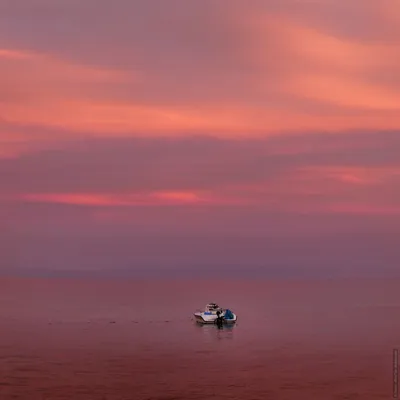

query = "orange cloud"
[152,191,201,203]
[19,186,400,216]
[1,3,400,139]
[3,99,400,140]
[17,160,400,214]
[0,48,33,59]
[0,47,136,120]
[326,204,400,215]
[299,166,400,186]
[20,191,241,207]
[249,12,400,111]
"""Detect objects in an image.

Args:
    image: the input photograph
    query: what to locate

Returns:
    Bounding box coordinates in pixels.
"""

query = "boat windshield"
[206,303,219,310]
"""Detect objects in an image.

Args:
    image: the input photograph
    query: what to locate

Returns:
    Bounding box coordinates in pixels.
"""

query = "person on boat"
[215,310,224,328]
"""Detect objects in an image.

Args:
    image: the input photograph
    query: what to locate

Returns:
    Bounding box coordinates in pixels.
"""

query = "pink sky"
[1,0,399,277]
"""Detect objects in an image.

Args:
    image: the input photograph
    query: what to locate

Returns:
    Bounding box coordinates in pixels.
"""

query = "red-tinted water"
[0,277,399,399]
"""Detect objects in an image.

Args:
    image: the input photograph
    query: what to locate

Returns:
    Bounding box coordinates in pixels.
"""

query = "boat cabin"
[204,303,223,314]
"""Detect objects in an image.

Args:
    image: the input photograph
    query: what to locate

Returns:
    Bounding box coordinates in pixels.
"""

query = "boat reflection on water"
[194,318,237,341]
[195,322,236,331]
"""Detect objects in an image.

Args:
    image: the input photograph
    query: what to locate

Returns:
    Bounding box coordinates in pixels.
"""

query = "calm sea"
[0,277,399,399]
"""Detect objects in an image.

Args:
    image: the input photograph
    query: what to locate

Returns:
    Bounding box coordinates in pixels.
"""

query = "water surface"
[0,277,399,399]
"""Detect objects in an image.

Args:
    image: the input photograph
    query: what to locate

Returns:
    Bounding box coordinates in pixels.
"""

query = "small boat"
[193,302,237,324]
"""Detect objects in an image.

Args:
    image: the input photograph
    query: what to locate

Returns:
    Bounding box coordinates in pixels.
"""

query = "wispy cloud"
[1,1,399,135]
[1,132,399,214]
[0,48,32,59]
[1,0,400,276]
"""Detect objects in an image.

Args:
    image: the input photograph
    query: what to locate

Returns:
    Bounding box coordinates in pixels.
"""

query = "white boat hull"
[194,311,237,324]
